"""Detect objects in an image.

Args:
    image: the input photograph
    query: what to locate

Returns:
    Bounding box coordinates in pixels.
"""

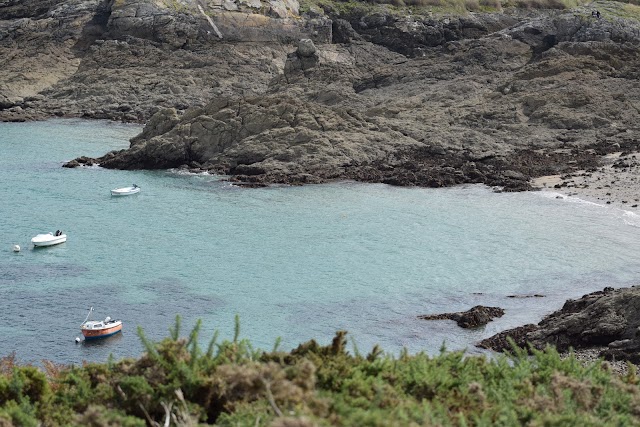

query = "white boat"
[111,184,140,196]
[31,231,67,247]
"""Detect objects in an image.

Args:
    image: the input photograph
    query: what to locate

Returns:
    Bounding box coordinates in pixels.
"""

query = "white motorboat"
[111,184,140,196]
[80,307,123,341]
[31,231,67,247]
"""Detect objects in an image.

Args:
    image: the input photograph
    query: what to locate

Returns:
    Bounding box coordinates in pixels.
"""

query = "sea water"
[1,119,640,365]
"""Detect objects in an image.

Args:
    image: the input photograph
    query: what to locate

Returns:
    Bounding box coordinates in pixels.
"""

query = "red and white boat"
[80,307,123,340]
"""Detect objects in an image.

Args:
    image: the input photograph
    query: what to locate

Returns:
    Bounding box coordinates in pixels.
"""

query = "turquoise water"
[2,119,640,365]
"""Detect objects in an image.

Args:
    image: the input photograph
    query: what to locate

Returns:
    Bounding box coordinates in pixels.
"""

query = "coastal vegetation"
[2,316,640,426]
[3,0,640,424]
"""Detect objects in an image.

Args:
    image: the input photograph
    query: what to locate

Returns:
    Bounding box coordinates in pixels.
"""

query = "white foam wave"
[536,191,566,199]
[622,210,640,228]
[168,168,215,177]
[534,189,640,227]
[535,190,605,207]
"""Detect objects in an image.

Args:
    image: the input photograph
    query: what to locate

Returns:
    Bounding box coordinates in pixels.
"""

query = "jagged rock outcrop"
[477,324,539,351]
[92,93,422,182]
[283,38,319,73]
[4,0,640,189]
[0,0,330,122]
[419,305,505,328]
[79,6,640,187]
[478,287,640,363]
[337,12,519,57]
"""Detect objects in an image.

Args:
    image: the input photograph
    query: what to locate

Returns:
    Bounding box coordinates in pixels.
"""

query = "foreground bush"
[1,316,639,426]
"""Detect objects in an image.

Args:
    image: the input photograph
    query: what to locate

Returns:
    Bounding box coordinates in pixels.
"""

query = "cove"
[1,119,640,365]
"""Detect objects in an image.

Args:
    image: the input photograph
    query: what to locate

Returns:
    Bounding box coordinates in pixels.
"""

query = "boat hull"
[81,322,123,340]
[111,187,140,196]
[31,234,66,247]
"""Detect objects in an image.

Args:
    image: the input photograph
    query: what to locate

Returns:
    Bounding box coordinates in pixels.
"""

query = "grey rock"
[419,305,505,328]
[503,170,527,180]
[479,286,640,363]
[62,159,80,168]
[332,19,361,44]
[131,108,180,146]
[608,339,632,349]
[297,38,316,57]
[3,0,640,192]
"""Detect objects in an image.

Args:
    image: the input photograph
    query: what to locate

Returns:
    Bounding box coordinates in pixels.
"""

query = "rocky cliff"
[479,286,640,363]
[2,0,640,187]
[0,0,328,123]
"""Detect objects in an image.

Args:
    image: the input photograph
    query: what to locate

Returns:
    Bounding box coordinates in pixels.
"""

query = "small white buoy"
[75,337,81,343]
[12,245,20,252]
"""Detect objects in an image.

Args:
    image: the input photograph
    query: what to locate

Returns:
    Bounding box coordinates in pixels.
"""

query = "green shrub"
[75,405,146,427]
[1,320,640,425]
[0,400,38,427]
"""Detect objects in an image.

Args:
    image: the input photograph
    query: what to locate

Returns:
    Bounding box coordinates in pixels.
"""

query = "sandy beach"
[532,151,640,211]
[534,152,640,374]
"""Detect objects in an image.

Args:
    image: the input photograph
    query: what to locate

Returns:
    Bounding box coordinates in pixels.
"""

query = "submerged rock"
[419,305,505,328]
[507,294,545,298]
[62,160,80,168]
[63,156,94,168]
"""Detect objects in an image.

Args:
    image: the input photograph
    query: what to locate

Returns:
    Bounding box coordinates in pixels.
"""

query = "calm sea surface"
[2,119,640,365]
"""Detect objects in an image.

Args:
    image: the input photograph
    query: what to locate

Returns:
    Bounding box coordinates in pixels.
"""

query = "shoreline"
[479,285,640,375]
[561,347,632,376]
[8,116,640,205]
[527,155,640,372]
[531,151,640,213]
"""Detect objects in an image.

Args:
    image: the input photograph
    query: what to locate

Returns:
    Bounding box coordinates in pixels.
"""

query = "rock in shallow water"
[419,305,505,328]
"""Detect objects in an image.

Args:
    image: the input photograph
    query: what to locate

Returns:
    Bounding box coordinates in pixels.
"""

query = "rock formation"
[478,287,640,363]
[419,305,505,328]
[0,0,329,122]
[2,0,640,188]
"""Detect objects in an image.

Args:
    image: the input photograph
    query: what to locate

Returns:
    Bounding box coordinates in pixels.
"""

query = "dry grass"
[503,0,567,9]
[465,0,481,10]
[479,0,502,8]
[0,353,17,375]
[623,2,640,17]
[404,0,445,7]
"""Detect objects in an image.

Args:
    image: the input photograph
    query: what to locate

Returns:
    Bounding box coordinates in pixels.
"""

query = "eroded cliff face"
[0,0,329,121]
[2,0,640,188]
